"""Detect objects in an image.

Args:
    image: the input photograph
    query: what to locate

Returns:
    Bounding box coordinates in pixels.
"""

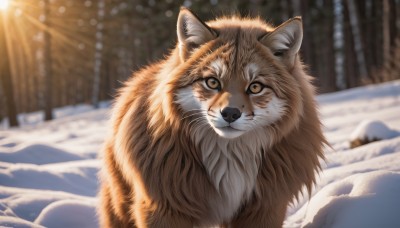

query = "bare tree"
[299,0,314,77]
[0,11,18,127]
[382,0,390,80]
[92,0,105,109]
[346,0,369,81]
[43,0,53,120]
[334,0,346,90]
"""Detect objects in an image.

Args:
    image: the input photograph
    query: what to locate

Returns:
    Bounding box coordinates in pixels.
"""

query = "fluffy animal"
[99,7,326,228]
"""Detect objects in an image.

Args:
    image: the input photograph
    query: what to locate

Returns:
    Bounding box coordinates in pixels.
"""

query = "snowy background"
[0,80,399,228]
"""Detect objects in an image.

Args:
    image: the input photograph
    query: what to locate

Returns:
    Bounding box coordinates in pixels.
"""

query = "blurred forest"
[0,0,399,127]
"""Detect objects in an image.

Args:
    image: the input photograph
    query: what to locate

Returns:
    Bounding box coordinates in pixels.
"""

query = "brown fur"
[99,8,327,228]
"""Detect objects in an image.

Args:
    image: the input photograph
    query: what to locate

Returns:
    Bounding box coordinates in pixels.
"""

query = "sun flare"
[0,0,9,11]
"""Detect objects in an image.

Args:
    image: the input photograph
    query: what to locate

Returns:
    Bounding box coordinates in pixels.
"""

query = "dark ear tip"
[180,6,196,15]
[293,16,302,21]
[180,6,189,11]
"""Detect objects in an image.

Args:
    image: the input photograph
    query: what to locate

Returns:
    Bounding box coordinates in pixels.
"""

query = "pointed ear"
[177,7,216,61]
[260,17,303,69]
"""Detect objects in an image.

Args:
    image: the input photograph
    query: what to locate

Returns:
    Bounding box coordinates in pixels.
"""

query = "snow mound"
[0,144,83,165]
[302,171,400,228]
[350,120,398,141]
[0,160,99,196]
[349,120,399,148]
[34,200,98,228]
[0,186,97,224]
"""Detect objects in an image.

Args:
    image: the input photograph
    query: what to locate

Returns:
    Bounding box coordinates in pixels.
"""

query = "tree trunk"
[343,0,358,88]
[92,0,105,109]
[43,0,53,121]
[299,0,314,77]
[319,0,336,93]
[346,0,369,82]
[0,11,19,127]
[291,0,301,16]
[334,0,346,89]
[382,0,390,80]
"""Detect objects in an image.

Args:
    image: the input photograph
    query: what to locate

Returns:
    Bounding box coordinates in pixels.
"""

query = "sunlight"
[0,0,9,11]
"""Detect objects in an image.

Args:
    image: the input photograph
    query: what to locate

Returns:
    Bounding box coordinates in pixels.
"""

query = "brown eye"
[247,82,264,94]
[274,49,285,57]
[205,77,221,90]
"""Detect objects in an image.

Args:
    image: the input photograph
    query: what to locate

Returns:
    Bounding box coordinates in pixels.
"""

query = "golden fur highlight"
[99,8,327,228]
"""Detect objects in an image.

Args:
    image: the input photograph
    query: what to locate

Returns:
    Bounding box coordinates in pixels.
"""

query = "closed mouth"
[217,126,243,131]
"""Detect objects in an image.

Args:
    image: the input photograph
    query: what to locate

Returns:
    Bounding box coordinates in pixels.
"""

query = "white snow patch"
[0,143,83,165]
[349,119,398,141]
[35,200,98,228]
[302,171,400,228]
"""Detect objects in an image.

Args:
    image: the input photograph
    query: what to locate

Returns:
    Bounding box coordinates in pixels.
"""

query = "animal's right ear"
[177,7,216,61]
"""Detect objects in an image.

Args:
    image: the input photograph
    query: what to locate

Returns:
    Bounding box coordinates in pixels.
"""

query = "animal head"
[171,8,304,139]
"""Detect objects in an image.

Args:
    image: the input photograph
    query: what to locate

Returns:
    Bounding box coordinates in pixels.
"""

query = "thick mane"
[99,11,326,228]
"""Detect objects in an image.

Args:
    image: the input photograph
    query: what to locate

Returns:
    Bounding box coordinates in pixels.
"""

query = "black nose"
[221,107,242,123]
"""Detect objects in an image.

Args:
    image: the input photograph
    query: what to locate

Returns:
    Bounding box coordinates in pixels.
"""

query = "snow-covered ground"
[0,81,399,228]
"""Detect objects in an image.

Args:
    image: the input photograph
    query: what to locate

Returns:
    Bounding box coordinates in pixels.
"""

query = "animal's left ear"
[177,7,217,61]
[260,17,303,69]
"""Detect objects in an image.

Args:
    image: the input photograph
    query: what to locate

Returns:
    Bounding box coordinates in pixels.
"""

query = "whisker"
[183,109,205,112]
[192,121,210,130]
[180,112,203,121]
[188,117,205,127]
[180,109,207,121]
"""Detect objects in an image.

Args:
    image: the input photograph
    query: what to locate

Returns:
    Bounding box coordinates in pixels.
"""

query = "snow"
[0,144,83,165]
[0,80,400,227]
[349,119,398,141]
[302,171,400,228]
[35,200,98,228]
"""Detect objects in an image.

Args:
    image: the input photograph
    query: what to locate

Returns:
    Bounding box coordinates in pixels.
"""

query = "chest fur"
[199,135,262,221]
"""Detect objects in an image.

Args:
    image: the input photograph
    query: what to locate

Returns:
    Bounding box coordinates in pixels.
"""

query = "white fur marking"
[209,59,227,77]
[245,63,259,81]
[175,87,202,111]
[257,96,286,124]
